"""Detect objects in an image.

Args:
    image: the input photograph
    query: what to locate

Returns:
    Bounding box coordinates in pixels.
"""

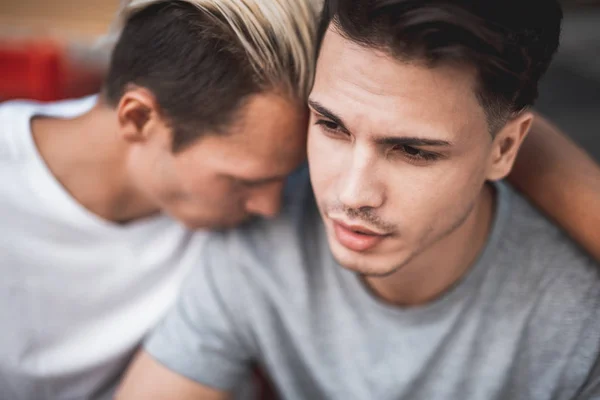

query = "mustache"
[325,203,396,233]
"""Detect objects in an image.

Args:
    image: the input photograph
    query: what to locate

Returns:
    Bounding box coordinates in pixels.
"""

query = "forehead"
[178,93,308,177]
[312,27,489,143]
[229,93,307,162]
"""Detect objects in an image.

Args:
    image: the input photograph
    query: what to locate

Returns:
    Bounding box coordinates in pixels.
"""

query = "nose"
[244,182,284,218]
[338,146,385,211]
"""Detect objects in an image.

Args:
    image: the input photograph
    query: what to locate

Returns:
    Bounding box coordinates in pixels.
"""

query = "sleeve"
[144,234,254,392]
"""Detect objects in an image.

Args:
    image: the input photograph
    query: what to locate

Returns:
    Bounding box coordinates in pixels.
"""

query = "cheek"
[385,157,487,228]
[307,129,346,195]
[126,147,172,201]
[178,174,239,207]
[170,155,219,198]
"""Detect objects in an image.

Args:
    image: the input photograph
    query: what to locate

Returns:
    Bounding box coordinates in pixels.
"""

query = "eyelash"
[315,119,343,133]
[314,119,440,163]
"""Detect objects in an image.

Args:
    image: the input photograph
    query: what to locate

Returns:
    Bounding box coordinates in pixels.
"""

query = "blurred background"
[0,0,598,160]
[0,0,118,102]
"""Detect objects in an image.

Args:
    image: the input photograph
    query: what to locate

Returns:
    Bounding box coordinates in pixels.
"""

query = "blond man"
[0,1,318,398]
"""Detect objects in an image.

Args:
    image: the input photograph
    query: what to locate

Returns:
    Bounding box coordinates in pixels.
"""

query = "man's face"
[308,27,510,276]
[127,92,308,229]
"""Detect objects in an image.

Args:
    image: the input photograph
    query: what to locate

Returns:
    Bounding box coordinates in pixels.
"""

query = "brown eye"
[317,120,339,131]
[402,145,420,156]
[392,144,440,163]
[393,144,421,157]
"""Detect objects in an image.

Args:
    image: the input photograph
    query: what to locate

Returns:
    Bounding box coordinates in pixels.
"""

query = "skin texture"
[308,27,532,305]
[33,89,308,229]
[116,352,228,400]
[115,89,308,229]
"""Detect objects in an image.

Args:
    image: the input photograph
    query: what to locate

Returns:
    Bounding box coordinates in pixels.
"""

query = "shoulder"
[0,96,97,163]
[498,184,600,344]
[491,183,600,345]
[486,184,600,394]
[0,99,36,162]
[498,182,598,284]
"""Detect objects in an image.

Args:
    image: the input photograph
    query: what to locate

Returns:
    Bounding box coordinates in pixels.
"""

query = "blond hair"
[109,0,322,100]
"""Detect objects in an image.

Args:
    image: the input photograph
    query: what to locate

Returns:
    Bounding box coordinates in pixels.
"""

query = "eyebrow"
[375,137,452,147]
[308,99,453,148]
[307,100,350,132]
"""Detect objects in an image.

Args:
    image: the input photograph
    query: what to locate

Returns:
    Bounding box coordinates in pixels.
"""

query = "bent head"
[103,0,320,229]
[308,0,562,275]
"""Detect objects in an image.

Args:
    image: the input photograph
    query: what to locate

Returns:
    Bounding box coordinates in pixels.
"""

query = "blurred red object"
[0,39,104,102]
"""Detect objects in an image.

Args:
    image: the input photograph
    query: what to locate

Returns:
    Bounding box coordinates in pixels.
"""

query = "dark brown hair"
[104,0,318,151]
[317,0,563,132]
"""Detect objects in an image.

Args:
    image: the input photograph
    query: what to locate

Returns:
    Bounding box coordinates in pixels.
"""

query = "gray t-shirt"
[146,171,600,400]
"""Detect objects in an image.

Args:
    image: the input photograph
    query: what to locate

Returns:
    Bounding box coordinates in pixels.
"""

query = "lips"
[332,220,389,252]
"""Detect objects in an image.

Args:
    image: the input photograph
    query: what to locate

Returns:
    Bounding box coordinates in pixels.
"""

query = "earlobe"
[486,111,534,181]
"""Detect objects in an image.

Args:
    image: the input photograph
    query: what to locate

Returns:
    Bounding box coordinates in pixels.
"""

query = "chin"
[175,213,247,231]
[329,241,410,278]
[180,219,209,230]
[176,215,222,230]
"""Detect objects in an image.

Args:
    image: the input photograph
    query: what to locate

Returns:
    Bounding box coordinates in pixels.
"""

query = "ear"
[486,111,534,181]
[116,86,166,144]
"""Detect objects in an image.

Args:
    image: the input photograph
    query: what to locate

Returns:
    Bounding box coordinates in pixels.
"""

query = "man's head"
[103,0,319,228]
[308,0,562,275]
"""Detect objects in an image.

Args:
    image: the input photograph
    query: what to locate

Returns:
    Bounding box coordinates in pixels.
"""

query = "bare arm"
[115,351,230,400]
[508,114,600,262]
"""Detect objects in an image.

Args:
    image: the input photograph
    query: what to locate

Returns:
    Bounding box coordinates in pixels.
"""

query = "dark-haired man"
[118,1,600,399]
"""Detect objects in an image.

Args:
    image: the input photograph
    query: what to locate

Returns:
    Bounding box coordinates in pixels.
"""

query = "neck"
[31,100,159,223]
[364,184,496,307]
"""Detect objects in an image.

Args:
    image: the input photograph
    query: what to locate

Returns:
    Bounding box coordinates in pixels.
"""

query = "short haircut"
[318,0,563,132]
[104,0,321,151]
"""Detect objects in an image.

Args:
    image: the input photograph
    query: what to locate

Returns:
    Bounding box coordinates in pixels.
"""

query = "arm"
[508,114,600,262]
[116,352,229,400]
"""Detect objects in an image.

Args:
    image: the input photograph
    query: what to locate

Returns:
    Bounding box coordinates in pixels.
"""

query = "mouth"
[331,219,390,252]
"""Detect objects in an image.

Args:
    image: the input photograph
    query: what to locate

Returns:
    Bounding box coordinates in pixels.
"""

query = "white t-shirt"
[0,97,207,399]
